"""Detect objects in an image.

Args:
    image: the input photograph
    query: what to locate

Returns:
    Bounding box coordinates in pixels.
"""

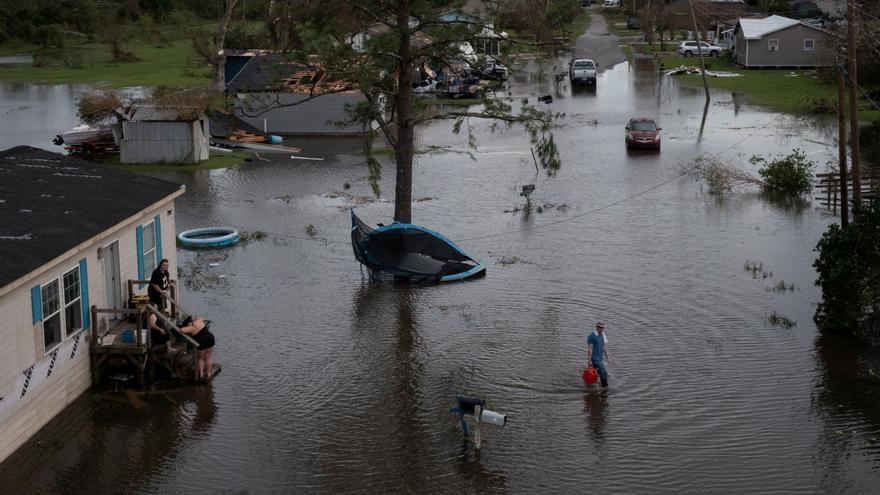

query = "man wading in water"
[587,321,611,387]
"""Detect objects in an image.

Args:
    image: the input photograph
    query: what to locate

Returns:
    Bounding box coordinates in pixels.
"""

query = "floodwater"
[3,54,880,493]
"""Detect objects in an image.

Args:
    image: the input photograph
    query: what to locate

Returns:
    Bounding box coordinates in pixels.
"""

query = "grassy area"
[0,40,209,87]
[0,41,38,56]
[95,150,250,171]
[600,7,637,38]
[657,55,880,122]
[568,8,592,41]
[506,6,592,53]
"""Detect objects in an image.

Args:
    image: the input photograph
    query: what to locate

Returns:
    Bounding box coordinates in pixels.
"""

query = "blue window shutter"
[154,214,162,262]
[79,258,90,330]
[136,225,145,281]
[31,285,42,323]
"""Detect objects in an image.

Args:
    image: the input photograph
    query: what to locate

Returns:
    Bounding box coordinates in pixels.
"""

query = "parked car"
[569,58,597,86]
[603,0,620,6]
[677,41,724,57]
[627,17,639,29]
[581,0,592,6]
[625,118,661,150]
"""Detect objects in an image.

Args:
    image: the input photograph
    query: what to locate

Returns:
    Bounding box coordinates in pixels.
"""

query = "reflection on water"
[812,335,880,494]
[0,386,217,493]
[3,54,880,492]
[583,390,608,445]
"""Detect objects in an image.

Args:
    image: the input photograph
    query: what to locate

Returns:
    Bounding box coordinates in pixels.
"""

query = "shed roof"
[0,146,183,288]
[123,105,205,122]
[736,15,802,39]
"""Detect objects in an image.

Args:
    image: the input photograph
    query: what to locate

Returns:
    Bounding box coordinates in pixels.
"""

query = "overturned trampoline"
[350,210,486,282]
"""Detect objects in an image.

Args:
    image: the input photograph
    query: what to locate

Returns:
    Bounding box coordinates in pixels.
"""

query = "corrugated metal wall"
[120,119,210,164]
[234,92,367,136]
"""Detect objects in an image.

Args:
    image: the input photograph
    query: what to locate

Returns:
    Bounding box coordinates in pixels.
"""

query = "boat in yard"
[350,210,486,282]
[53,124,118,154]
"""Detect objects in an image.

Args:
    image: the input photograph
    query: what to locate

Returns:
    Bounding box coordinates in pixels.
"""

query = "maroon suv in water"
[625,118,661,150]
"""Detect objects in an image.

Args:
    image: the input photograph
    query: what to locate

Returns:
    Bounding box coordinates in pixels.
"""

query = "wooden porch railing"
[814,171,880,211]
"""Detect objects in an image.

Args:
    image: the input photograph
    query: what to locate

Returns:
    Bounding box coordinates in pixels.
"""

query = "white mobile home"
[0,146,184,463]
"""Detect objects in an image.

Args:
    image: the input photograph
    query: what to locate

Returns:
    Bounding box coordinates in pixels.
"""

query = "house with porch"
[0,146,184,463]
[733,15,837,68]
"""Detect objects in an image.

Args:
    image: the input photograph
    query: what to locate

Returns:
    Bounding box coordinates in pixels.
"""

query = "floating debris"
[666,65,743,78]
[239,230,268,244]
[766,280,797,293]
[767,311,796,329]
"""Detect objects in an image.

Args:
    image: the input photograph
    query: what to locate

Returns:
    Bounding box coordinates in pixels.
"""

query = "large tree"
[192,0,238,91]
[274,0,561,223]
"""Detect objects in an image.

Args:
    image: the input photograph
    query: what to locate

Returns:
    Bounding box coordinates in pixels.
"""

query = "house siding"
[735,31,748,65]
[742,24,836,67]
[0,198,178,464]
[234,92,368,136]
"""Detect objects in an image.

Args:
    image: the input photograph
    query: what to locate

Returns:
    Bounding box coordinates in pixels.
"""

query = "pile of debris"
[665,65,743,78]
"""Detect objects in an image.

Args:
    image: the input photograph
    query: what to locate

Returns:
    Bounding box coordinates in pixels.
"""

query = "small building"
[0,146,184,463]
[733,15,837,68]
[120,106,210,164]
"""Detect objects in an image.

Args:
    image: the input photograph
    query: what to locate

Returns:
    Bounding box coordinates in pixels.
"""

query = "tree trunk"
[212,0,238,91]
[394,0,414,224]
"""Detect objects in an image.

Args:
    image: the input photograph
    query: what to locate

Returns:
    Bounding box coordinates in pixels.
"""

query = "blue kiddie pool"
[178,227,240,247]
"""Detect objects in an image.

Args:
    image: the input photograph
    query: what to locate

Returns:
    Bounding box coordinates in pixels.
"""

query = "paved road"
[572,11,627,70]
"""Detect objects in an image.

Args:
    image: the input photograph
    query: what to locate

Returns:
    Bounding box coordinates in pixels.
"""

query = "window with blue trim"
[39,266,83,353]
[143,220,157,276]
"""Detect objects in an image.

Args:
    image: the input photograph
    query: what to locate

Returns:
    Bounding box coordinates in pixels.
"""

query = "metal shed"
[120,106,210,164]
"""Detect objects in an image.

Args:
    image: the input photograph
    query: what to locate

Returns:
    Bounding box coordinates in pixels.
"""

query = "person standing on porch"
[148,258,173,312]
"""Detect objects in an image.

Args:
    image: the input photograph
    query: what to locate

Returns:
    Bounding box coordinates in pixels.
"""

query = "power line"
[843,68,880,113]
[177,112,787,247]
[456,112,787,243]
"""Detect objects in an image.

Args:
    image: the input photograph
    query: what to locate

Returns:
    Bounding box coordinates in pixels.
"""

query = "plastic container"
[480,409,507,427]
[582,367,598,384]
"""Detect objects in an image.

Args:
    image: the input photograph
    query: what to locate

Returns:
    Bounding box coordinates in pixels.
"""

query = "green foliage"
[861,120,880,166]
[34,23,64,48]
[814,197,880,339]
[753,148,814,194]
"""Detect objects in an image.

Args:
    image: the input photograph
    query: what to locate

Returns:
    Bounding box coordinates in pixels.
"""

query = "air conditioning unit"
[769,46,778,51]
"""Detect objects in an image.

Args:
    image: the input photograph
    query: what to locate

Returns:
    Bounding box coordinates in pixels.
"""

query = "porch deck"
[90,281,220,387]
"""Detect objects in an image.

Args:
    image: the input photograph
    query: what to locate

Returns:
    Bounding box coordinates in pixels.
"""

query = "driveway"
[572,11,627,70]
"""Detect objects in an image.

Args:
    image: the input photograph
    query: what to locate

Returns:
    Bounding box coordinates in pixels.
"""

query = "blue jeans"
[591,359,608,386]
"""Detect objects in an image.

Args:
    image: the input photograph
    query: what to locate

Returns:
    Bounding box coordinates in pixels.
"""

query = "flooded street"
[3,47,880,493]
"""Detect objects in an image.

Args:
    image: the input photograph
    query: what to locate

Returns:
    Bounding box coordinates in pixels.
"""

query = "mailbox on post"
[451,396,507,449]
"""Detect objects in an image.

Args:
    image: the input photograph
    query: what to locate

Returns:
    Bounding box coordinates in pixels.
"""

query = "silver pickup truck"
[569,58,597,86]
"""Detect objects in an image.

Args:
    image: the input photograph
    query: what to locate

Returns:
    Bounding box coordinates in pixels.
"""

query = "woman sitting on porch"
[179,316,216,382]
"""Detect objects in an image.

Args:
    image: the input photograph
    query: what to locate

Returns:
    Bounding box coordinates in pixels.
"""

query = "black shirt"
[148,268,169,301]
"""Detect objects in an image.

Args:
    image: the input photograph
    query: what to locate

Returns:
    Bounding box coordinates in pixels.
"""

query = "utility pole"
[659,0,665,52]
[847,0,861,213]
[838,46,849,228]
[688,0,710,103]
